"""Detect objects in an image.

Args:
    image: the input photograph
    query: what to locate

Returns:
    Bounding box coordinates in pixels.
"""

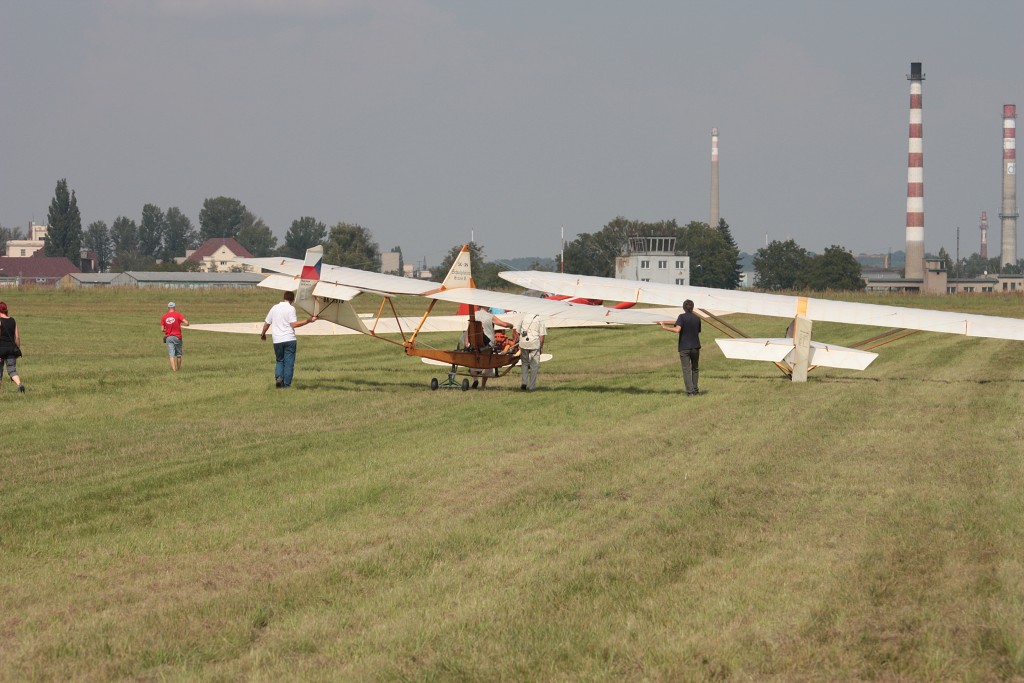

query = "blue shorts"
[165,335,183,357]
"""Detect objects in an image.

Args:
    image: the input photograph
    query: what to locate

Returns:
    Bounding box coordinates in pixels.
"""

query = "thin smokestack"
[709,127,720,229]
[1000,104,1018,267]
[905,62,925,280]
[980,210,988,259]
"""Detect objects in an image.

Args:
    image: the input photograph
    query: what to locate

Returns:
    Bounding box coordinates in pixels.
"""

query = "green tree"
[679,220,741,289]
[83,221,114,273]
[0,224,25,254]
[138,204,166,259]
[714,219,743,289]
[559,216,641,276]
[199,196,247,240]
[282,217,327,258]
[1001,259,1024,275]
[323,222,378,271]
[149,259,201,272]
[43,178,83,266]
[235,212,278,257]
[805,245,864,291]
[934,247,953,273]
[753,239,812,290]
[114,252,158,272]
[110,216,140,271]
[558,215,742,288]
[958,253,1001,278]
[163,207,199,261]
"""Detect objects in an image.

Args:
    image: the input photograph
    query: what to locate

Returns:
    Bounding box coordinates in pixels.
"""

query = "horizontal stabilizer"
[235,256,303,275]
[312,280,362,301]
[258,274,298,292]
[716,338,878,371]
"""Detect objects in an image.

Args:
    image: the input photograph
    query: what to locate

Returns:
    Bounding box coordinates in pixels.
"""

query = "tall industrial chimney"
[709,127,720,229]
[904,62,925,280]
[980,211,989,259]
[1000,104,1018,267]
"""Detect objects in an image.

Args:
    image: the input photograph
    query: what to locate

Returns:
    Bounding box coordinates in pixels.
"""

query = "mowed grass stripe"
[1,287,1023,680]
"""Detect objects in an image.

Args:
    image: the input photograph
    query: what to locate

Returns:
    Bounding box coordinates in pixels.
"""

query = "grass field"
[2,286,1024,681]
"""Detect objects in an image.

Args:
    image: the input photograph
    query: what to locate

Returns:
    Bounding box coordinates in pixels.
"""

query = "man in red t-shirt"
[160,302,190,371]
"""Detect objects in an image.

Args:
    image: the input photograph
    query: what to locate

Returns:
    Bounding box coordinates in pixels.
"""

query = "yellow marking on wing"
[797,297,808,317]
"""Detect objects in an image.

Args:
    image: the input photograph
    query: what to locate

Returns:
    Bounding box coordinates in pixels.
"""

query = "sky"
[3,0,1024,267]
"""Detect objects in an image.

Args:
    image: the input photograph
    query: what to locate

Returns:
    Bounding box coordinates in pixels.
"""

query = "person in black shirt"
[658,299,701,395]
[0,301,25,394]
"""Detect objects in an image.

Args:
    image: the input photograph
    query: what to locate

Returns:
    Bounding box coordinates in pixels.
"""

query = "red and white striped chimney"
[1000,104,1018,267]
[980,210,988,259]
[904,62,925,280]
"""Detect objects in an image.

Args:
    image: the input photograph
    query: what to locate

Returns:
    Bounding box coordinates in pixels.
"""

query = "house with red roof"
[0,253,81,285]
[183,238,255,273]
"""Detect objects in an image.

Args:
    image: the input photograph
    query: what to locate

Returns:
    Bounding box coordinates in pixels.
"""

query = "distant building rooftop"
[110,271,265,287]
[0,255,81,284]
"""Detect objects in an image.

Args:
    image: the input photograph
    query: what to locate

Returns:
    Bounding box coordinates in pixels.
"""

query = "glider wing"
[500,271,1024,341]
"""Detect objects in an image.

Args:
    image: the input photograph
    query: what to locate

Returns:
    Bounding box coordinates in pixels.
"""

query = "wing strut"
[850,328,920,352]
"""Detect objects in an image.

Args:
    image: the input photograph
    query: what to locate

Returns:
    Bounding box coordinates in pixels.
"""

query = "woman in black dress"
[0,301,25,393]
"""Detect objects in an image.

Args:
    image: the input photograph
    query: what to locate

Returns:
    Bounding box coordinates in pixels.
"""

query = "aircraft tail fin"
[295,245,324,315]
[440,245,475,290]
[300,245,322,281]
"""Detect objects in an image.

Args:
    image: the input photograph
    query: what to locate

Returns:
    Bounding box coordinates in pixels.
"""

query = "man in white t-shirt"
[516,313,546,391]
[260,291,317,388]
[469,306,514,389]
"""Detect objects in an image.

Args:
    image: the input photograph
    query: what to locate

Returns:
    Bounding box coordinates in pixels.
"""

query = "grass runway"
[2,287,1024,680]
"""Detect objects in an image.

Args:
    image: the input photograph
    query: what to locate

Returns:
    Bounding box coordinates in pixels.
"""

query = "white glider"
[499,270,1024,380]
[194,246,671,389]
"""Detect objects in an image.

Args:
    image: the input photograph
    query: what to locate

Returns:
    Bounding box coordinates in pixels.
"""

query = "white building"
[6,222,48,257]
[381,251,401,275]
[182,238,256,273]
[615,236,689,285]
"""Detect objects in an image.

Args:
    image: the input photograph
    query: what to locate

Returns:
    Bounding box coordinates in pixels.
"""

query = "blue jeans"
[274,340,297,387]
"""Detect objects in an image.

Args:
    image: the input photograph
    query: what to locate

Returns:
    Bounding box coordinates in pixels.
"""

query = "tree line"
[559,217,743,289]
[10,178,914,292]
[753,239,865,291]
[932,247,1024,278]
[8,180,384,273]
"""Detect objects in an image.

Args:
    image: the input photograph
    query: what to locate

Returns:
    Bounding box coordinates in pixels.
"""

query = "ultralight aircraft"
[194,245,670,389]
[498,270,1024,381]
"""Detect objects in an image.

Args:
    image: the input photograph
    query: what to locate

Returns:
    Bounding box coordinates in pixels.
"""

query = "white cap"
[167,302,176,308]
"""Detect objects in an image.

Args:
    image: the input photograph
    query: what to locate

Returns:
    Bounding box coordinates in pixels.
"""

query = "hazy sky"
[3,0,1023,266]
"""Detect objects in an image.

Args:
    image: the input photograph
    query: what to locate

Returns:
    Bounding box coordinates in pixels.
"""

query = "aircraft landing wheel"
[430,378,439,391]
[461,378,470,391]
